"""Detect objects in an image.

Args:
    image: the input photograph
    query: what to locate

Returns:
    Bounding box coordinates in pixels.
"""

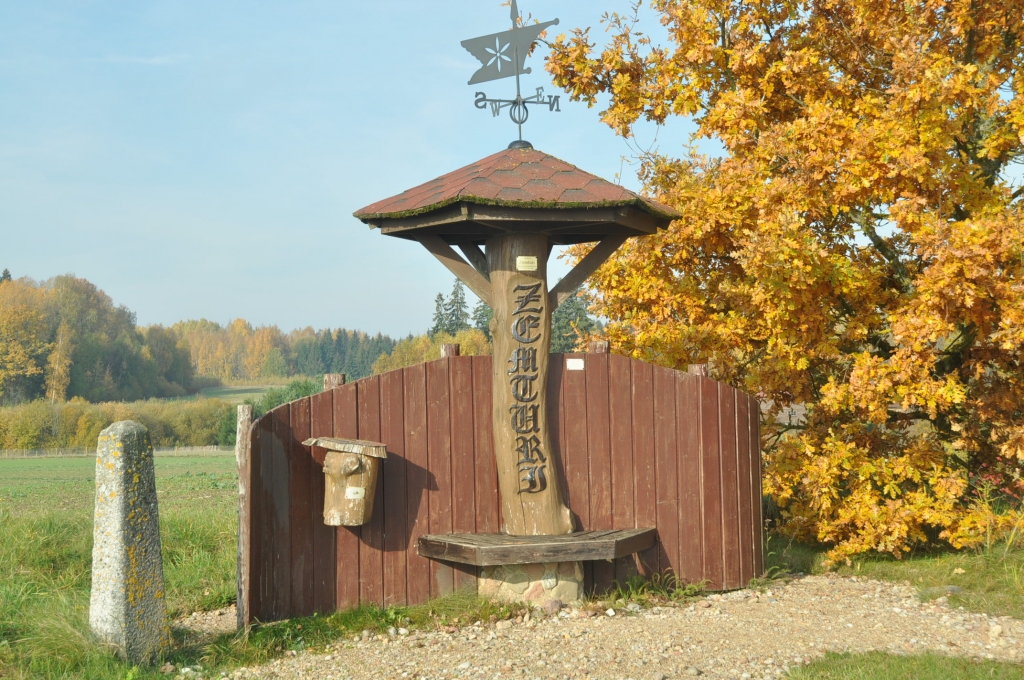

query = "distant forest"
[0,271,397,405]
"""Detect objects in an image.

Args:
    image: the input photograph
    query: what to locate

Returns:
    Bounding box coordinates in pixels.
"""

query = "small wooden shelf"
[417,528,656,566]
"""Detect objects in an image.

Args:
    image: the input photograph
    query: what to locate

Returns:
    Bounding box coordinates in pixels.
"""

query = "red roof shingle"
[353,147,677,221]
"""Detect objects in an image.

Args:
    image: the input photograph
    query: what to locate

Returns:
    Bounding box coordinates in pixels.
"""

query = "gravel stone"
[222,575,1024,679]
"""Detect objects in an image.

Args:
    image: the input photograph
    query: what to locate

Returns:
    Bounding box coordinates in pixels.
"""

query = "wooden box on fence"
[302,438,387,526]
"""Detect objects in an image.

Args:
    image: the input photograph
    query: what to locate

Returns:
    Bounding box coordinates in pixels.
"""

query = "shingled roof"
[353,147,678,246]
[355,147,677,220]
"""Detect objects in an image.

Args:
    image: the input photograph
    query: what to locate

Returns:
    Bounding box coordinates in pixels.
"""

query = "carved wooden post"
[487,233,573,536]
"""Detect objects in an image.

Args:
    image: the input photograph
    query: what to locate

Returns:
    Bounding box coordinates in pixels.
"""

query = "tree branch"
[934,322,978,376]
[854,212,913,294]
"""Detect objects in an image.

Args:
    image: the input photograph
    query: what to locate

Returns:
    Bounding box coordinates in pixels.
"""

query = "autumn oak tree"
[548,0,1024,561]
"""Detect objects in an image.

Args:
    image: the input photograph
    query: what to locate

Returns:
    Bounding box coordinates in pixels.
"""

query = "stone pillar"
[89,421,171,664]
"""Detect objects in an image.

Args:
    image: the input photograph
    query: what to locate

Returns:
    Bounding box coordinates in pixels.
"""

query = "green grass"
[0,454,237,679]
[196,384,275,405]
[790,651,1024,679]
[606,571,706,605]
[765,534,1024,619]
[196,376,319,406]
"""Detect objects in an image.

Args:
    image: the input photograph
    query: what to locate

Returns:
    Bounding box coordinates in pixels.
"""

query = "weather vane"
[461,0,560,147]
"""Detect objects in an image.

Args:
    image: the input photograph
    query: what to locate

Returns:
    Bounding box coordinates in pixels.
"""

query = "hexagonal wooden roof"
[353,147,678,246]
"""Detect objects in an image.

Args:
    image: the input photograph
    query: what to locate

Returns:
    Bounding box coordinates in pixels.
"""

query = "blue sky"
[1,1,703,337]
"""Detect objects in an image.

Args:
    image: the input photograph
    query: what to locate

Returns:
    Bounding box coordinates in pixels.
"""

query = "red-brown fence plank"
[547,355,567,535]
[630,361,657,576]
[586,353,614,593]
[718,387,741,589]
[449,357,478,590]
[403,364,431,606]
[472,356,500,534]
[677,373,703,586]
[333,384,360,610]
[357,376,384,607]
[560,353,591,589]
[309,390,336,614]
[289,397,314,617]
[653,367,678,576]
[380,369,408,606]
[608,356,636,584]
[426,359,454,597]
[250,414,269,621]
[750,395,765,575]
[269,404,292,619]
[735,392,754,586]
[699,378,724,590]
[561,354,589,530]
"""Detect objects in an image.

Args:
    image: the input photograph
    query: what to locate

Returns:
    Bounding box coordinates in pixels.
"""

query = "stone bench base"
[479,561,583,605]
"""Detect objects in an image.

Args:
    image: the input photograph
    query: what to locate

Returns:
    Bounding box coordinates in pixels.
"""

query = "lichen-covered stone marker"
[89,421,171,664]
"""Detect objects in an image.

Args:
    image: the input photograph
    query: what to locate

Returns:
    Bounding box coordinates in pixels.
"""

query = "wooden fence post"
[687,364,708,377]
[323,373,346,391]
[441,344,461,358]
[588,341,610,354]
[235,404,253,630]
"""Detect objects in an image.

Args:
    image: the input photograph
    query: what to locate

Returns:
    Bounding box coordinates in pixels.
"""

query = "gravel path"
[178,574,1024,679]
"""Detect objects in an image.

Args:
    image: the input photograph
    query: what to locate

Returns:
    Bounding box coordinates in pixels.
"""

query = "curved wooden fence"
[239,353,763,624]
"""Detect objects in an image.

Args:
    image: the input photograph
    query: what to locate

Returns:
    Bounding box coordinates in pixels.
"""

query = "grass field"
[0,454,238,679]
[3,455,1024,679]
[196,384,275,405]
[195,376,319,405]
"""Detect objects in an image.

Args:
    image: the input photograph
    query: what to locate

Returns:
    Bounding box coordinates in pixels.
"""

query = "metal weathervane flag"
[462,0,561,143]
[461,19,558,85]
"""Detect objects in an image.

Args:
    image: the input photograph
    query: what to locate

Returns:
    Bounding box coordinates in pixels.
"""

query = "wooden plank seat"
[417,528,656,567]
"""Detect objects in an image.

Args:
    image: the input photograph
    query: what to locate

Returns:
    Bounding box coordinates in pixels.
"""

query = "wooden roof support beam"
[547,235,629,309]
[415,234,493,308]
[457,243,490,281]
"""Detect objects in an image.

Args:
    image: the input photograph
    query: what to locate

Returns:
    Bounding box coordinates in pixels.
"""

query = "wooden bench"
[417,528,656,566]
